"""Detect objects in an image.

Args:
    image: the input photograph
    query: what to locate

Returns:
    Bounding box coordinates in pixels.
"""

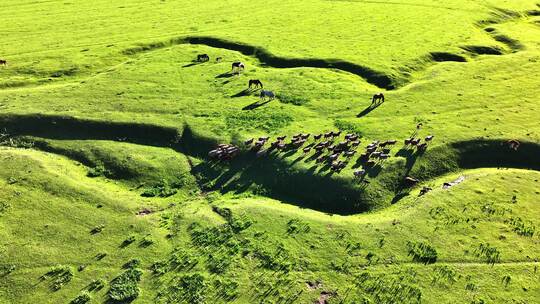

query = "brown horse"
[372,93,384,104]
[0,60,7,66]
[248,79,263,89]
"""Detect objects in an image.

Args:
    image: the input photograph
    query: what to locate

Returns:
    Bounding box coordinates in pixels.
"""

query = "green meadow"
[0,0,539,303]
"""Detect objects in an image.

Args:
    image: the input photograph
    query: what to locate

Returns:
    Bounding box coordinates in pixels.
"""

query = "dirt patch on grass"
[442,175,466,189]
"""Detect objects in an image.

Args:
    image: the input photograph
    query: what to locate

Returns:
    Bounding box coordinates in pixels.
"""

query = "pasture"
[0,0,539,303]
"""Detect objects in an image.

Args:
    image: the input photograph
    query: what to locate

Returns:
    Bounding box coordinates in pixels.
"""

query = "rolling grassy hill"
[0,0,539,303]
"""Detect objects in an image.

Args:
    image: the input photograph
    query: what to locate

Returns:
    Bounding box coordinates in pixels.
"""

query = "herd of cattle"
[208,129,434,185]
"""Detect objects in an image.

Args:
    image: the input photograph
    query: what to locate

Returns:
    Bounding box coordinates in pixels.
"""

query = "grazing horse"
[215,57,223,62]
[248,79,263,89]
[372,93,385,104]
[0,60,7,66]
[232,61,245,73]
[197,54,209,62]
[260,90,275,101]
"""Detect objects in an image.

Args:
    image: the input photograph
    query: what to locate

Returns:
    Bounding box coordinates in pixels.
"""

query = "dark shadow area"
[182,62,202,68]
[357,100,384,117]
[231,89,251,98]
[192,152,378,215]
[242,100,271,110]
[2,113,540,215]
[429,52,467,62]
[184,36,397,90]
[216,72,236,79]
[460,45,504,55]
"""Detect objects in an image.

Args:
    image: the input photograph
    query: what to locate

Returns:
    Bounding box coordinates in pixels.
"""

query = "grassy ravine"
[1,0,540,303]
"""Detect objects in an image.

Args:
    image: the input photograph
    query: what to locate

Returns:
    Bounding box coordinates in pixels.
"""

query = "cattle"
[372,93,385,104]
[244,138,254,146]
[248,79,263,89]
[344,151,356,158]
[353,169,366,178]
[419,186,432,196]
[507,139,520,151]
[417,143,428,151]
[232,61,245,72]
[260,90,275,101]
[208,144,240,161]
[403,176,419,187]
[197,54,209,62]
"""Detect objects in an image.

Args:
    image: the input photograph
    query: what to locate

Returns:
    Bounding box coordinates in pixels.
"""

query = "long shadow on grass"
[242,100,271,110]
[357,100,384,117]
[2,113,540,214]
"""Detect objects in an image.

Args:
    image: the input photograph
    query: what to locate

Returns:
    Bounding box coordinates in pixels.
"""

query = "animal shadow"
[232,89,251,98]
[216,72,236,79]
[242,100,271,110]
[182,61,203,68]
[357,100,384,117]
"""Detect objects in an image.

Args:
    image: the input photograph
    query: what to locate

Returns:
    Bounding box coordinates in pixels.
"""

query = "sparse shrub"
[378,237,385,248]
[365,252,376,265]
[169,248,198,270]
[471,297,486,304]
[432,266,459,285]
[286,218,311,235]
[407,241,437,264]
[90,224,105,234]
[123,259,141,269]
[87,164,111,177]
[212,206,253,233]
[465,282,477,291]
[150,260,169,275]
[213,278,239,300]
[276,93,309,106]
[506,217,535,237]
[334,119,364,136]
[70,291,91,304]
[108,268,142,302]
[354,270,422,303]
[254,243,292,272]
[141,180,178,197]
[0,201,10,215]
[346,241,362,256]
[188,222,235,249]
[0,264,16,275]
[139,235,155,247]
[121,235,136,247]
[44,265,74,291]
[502,275,511,287]
[158,273,207,304]
[475,243,501,265]
[87,279,106,291]
[206,253,232,274]
[330,259,351,274]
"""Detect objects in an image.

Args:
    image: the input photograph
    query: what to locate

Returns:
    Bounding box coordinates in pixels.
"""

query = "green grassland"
[1,0,540,303]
